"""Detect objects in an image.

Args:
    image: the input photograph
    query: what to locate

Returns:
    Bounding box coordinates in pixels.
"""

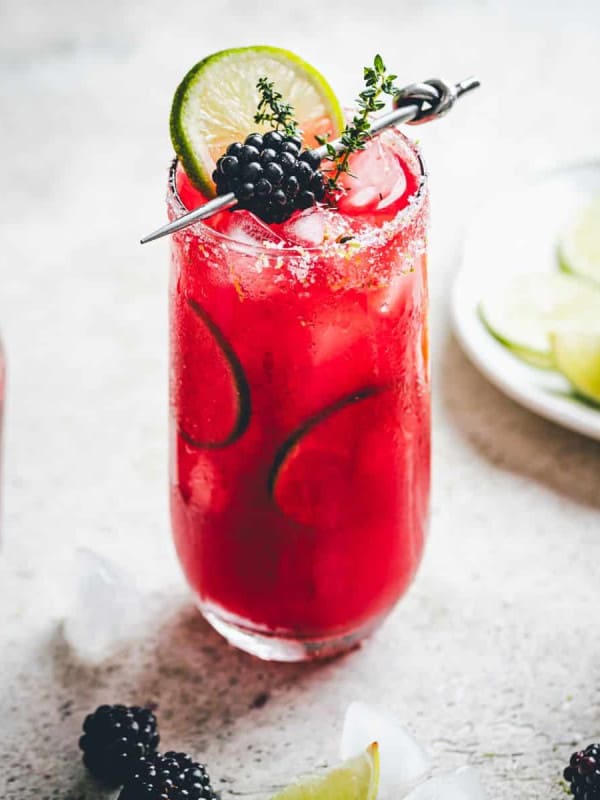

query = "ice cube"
[337,136,408,215]
[405,768,486,800]
[376,170,408,210]
[218,210,284,247]
[341,702,430,798]
[279,208,326,247]
[63,548,149,663]
[342,186,380,211]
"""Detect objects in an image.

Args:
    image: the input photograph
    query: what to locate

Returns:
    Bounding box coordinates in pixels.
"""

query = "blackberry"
[79,704,160,785]
[564,744,600,798]
[119,751,218,800]
[214,130,326,223]
[263,130,283,149]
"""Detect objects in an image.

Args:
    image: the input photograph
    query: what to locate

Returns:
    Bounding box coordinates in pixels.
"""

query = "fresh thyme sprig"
[254,77,299,136]
[318,54,398,195]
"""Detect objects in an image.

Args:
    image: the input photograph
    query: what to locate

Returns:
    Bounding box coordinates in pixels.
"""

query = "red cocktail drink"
[169,128,429,660]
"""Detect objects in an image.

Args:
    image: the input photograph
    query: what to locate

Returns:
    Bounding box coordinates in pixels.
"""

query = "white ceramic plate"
[451,161,600,442]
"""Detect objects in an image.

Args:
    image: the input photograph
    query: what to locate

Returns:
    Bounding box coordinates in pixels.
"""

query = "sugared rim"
[166,128,428,256]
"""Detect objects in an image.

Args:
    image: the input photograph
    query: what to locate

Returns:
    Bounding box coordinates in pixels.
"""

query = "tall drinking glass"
[168,128,430,661]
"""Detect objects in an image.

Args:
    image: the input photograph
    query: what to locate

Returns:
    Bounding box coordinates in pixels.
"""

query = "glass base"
[199,603,387,662]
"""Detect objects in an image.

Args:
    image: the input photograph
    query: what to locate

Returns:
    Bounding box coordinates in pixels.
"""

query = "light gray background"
[1,1,599,797]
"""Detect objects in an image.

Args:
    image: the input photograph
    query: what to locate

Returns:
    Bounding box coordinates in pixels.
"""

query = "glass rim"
[167,132,428,256]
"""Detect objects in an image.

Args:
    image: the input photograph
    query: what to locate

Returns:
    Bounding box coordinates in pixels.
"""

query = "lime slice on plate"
[170,46,344,195]
[270,743,379,800]
[550,330,600,405]
[558,195,600,285]
[479,272,600,368]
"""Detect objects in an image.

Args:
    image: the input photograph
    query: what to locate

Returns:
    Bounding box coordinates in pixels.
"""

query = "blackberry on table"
[214,130,326,223]
[79,704,160,785]
[564,743,600,799]
[119,750,218,800]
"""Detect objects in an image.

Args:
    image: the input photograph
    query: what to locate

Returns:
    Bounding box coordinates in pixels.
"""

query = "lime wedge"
[270,743,379,800]
[170,46,344,195]
[558,195,600,285]
[550,330,600,404]
[479,272,600,368]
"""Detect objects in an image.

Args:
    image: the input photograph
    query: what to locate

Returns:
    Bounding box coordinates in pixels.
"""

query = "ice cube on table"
[405,768,486,800]
[63,548,148,664]
[341,702,430,798]
[217,210,284,247]
[279,208,327,246]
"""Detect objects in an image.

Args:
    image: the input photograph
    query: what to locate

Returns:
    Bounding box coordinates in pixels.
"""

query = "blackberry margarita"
[167,48,430,660]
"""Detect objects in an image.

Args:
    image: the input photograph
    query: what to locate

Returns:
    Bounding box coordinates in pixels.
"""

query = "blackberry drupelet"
[213,131,326,223]
[79,704,160,785]
[564,744,600,798]
[119,750,218,800]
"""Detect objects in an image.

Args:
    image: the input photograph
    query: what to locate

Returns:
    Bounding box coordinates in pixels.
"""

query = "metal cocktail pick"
[140,76,480,244]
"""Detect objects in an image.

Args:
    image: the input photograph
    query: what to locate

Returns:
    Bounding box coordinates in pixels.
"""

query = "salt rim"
[166,127,428,260]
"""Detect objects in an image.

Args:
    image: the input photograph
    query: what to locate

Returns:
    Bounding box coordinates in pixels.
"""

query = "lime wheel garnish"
[170,46,344,196]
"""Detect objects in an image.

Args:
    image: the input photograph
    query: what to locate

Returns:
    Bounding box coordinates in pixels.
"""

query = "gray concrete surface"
[1,0,599,797]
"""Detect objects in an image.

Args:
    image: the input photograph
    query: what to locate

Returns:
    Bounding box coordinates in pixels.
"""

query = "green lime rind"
[270,744,379,800]
[478,305,555,369]
[170,51,211,195]
[547,387,600,410]
[478,272,600,370]
[179,298,251,449]
[170,46,344,196]
[550,330,600,405]
[557,246,573,276]
[558,244,600,286]
[557,196,600,286]
[267,386,387,498]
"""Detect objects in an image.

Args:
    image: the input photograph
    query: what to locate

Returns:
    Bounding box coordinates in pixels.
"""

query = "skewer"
[140,76,480,244]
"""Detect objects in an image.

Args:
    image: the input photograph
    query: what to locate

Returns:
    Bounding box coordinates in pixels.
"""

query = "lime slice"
[479,272,600,368]
[170,46,344,195]
[270,743,379,800]
[558,195,600,285]
[550,330,600,404]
